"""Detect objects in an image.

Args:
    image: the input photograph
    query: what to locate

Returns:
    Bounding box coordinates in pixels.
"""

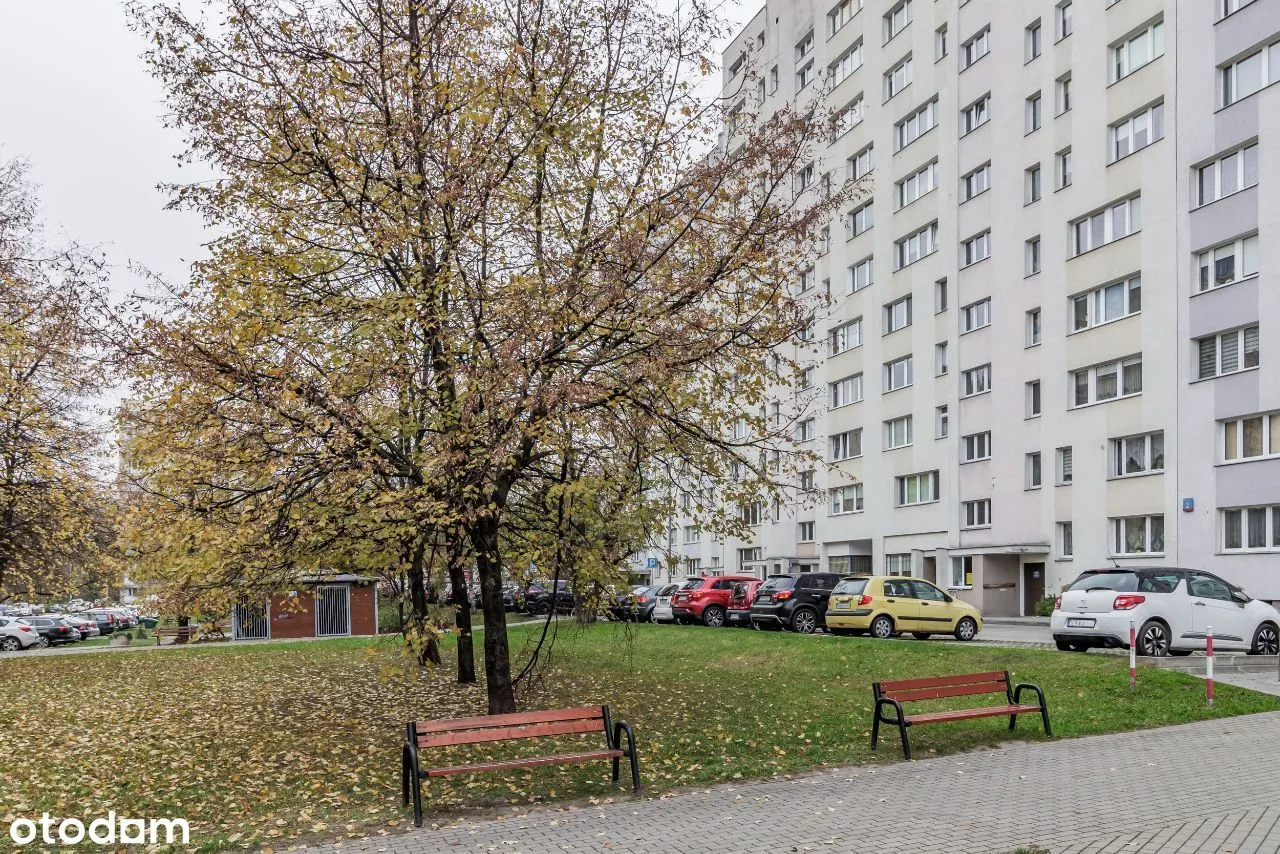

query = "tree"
[0,159,116,602]
[126,0,856,713]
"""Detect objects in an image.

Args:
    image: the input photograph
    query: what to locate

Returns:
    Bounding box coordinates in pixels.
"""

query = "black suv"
[19,616,80,647]
[523,580,574,615]
[749,573,842,634]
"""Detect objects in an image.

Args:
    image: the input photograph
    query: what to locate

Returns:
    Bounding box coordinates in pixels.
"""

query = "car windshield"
[832,578,870,596]
[759,576,796,592]
[1067,571,1140,593]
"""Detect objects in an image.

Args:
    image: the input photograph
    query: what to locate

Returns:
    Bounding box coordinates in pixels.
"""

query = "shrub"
[1034,596,1056,617]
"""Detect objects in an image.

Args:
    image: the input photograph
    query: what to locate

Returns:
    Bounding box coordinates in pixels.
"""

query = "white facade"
[656,0,1280,614]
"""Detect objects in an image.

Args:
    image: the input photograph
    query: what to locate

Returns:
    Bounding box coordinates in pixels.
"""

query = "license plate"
[834,602,850,610]
[1067,618,1095,628]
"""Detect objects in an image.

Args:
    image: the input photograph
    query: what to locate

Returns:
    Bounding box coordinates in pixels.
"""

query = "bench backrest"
[412,706,609,749]
[874,671,1010,704]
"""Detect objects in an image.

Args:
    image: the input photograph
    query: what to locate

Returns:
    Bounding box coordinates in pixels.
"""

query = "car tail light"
[1053,595,1062,611]
[773,590,793,601]
[689,591,704,600]
[636,596,648,603]
[1113,594,1146,611]
[18,626,31,633]
[857,594,874,606]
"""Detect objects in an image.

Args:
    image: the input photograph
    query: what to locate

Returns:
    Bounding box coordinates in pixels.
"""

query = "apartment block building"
[647,0,1280,616]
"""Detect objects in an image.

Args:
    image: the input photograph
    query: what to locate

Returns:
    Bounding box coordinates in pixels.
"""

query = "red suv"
[670,575,758,627]
[726,579,763,627]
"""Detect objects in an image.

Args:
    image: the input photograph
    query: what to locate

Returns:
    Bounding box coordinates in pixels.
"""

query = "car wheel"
[911,632,932,640]
[0,637,19,652]
[1250,622,1280,656]
[702,606,726,628]
[870,615,894,639]
[953,617,978,642]
[534,602,551,616]
[791,608,818,634]
[36,636,49,649]
[1136,619,1171,657]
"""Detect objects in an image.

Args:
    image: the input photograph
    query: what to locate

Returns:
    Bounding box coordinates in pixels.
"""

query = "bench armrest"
[874,696,905,724]
[1011,682,1046,709]
[612,721,637,756]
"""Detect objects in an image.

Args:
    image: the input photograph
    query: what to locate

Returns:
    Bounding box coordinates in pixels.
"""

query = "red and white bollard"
[1129,620,1137,690]
[1206,625,1215,707]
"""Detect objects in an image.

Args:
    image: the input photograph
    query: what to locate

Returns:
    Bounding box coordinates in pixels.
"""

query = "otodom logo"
[6,812,190,846]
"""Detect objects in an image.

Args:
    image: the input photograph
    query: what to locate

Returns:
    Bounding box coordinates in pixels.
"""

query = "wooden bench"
[401,705,640,827]
[154,626,200,645]
[871,670,1050,759]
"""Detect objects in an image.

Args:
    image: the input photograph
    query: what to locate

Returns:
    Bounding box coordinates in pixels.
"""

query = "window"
[738,547,762,569]
[884,56,913,100]
[1057,446,1073,484]
[1071,356,1143,406]
[1026,20,1042,62]
[884,0,912,42]
[935,278,948,313]
[1026,452,1042,489]
[829,373,863,407]
[885,415,913,449]
[1071,196,1141,256]
[961,94,991,135]
[1056,148,1072,188]
[830,428,863,461]
[885,553,913,575]
[1056,73,1072,113]
[1196,144,1260,206]
[832,97,866,139]
[795,163,815,193]
[684,525,701,544]
[849,256,874,292]
[799,366,816,388]
[797,315,817,342]
[962,500,992,528]
[740,502,765,526]
[1026,380,1041,417]
[885,295,912,333]
[1022,164,1042,204]
[961,298,991,333]
[895,98,938,150]
[1026,93,1042,133]
[769,65,779,94]
[1222,412,1280,462]
[829,42,864,86]
[819,226,831,254]
[936,405,949,438]
[960,163,991,202]
[796,418,816,441]
[829,484,865,514]
[1111,431,1164,477]
[848,145,873,180]
[949,555,973,588]
[1223,504,1280,551]
[1025,237,1042,275]
[962,364,991,397]
[896,471,939,506]
[798,521,815,542]
[848,201,875,237]
[1056,1,1072,40]
[961,27,990,70]
[684,557,702,575]
[961,230,991,267]
[1220,40,1280,106]
[1196,326,1260,380]
[935,25,948,60]
[885,355,914,392]
[894,222,938,269]
[1071,275,1141,331]
[797,61,815,90]
[729,55,745,78]
[962,431,991,462]
[935,341,949,375]
[829,319,863,355]
[896,160,938,208]
[1059,522,1074,557]
[1112,20,1164,81]
[798,266,816,294]
[1026,308,1042,346]
[1221,0,1259,19]
[1110,102,1164,161]
[1111,515,1165,555]
[796,30,814,61]
[828,0,861,37]
[1197,234,1259,292]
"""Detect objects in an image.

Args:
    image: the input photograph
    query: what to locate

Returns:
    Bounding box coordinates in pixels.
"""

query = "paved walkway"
[312,711,1280,854]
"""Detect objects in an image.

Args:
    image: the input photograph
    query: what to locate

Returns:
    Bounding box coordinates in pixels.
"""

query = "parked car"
[59,615,99,640]
[607,585,664,622]
[0,617,41,651]
[825,575,983,641]
[749,573,843,633]
[670,575,757,627]
[650,583,681,623]
[18,616,80,647]
[523,579,574,615]
[502,583,524,612]
[78,609,120,635]
[1051,567,1280,656]
[726,579,763,627]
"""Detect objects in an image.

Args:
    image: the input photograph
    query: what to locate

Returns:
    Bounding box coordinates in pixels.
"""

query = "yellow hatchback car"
[825,575,983,641]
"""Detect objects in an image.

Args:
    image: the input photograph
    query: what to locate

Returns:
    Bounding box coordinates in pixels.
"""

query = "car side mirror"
[943,594,954,603]
[1233,590,1250,605]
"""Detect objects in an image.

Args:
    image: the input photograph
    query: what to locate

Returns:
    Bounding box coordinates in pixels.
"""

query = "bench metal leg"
[613,721,641,794]
[873,699,911,759]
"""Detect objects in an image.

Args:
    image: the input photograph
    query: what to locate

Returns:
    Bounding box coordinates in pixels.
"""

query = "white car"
[650,583,681,623]
[1051,567,1280,657]
[0,616,41,651]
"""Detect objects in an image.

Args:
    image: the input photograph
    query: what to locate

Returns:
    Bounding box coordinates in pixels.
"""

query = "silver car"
[650,583,681,623]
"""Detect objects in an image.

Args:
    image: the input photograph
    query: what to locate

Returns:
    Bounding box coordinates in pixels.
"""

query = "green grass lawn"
[0,623,1275,851]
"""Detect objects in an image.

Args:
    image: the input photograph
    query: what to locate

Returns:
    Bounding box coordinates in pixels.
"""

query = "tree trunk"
[447,552,476,684]
[471,515,516,714]
[407,539,441,667]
